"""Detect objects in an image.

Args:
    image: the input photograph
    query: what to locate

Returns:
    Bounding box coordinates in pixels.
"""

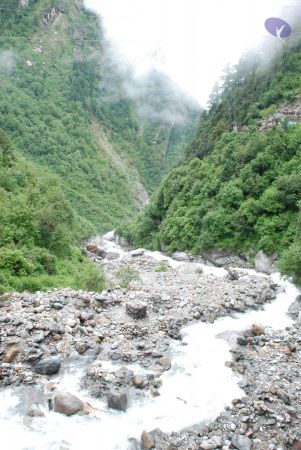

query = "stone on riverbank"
[4,347,20,363]
[141,430,155,449]
[33,356,61,375]
[126,301,147,319]
[107,390,128,412]
[231,434,253,450]
[53,392,84,416]
[157,356,171,371]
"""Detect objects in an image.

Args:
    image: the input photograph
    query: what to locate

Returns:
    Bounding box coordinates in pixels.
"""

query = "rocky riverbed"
[0,234,300,450]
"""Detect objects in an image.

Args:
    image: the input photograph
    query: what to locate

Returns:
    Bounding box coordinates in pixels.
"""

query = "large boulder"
[255,250,278,274]
[107,390,128,412]
[34,356,61,375]
[53,392,84,416]
[172,251,190,262]
[86,243,106,258]
[202,249,248,268]
[102,231,115,241]
[86,243,98,253]
[231,434,253,450]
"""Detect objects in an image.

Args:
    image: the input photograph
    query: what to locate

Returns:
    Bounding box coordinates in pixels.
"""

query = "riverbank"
[0,235,300,449]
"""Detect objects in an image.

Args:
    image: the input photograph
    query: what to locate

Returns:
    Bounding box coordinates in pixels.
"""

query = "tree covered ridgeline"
[120,33,301,283]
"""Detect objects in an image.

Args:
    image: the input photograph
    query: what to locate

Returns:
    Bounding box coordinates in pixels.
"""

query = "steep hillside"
[0,128,107,293]
[121,30,301,283]
[0,0,199,223]
[0,0,199,291]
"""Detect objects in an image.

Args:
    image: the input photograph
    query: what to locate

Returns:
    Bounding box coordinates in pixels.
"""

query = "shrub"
[74,262,106,292]
[0,247,34,276]
[154,261,168,272]
[115,266,140,288]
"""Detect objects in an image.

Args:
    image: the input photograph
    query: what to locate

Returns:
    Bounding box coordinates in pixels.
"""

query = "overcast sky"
[84,0,294,106]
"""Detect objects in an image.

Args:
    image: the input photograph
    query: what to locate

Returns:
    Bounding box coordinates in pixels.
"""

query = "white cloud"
[84,0,293,106]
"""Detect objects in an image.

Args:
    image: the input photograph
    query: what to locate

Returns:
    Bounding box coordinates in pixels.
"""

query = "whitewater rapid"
[0,232,299,450]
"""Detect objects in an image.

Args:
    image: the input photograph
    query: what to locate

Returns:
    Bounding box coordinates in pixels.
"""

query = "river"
[0,232,299,450]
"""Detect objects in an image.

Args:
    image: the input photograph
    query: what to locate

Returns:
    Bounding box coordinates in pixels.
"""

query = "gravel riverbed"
[0,238,300,450]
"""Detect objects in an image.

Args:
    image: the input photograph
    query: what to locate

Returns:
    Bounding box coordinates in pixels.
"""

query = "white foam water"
[0,237,299,450]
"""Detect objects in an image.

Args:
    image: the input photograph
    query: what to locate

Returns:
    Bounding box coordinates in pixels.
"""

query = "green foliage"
[115,266,140,288]
[123,124,301,281]
[73,262,106,292]
[280,240,301,285]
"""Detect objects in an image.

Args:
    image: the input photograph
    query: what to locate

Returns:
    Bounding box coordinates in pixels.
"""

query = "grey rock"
[202,249,248,268]
[130,248,145,257]
[95,293,108,304]
[53,392,84,416]
[231,434,253,450]
[227,268,239,281]
[107,391,128,412]
[34,356,61,375]
[133,375,145,388]
[172,251,190,261]
[276,388,292,405]
[75,342,87,355]
[200,439,219,450]
[288,298,301,319]
[0,313,9,323]
[157,356,171,371]
[237,336,248,346]
[33,332,45,343]
[255,250,278,274]
[52,302,64,310]
[126,301,147,319]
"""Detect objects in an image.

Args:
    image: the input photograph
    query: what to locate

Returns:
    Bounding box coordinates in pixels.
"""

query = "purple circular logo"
[264,17,292,38]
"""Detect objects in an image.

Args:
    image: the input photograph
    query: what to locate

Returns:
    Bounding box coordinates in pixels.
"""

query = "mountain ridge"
[120,29,301,283]
[0,0,199,291]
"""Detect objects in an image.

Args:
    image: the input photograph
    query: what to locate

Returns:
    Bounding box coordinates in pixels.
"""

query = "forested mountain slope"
[121,27,301,283]
[0,0,199,291]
